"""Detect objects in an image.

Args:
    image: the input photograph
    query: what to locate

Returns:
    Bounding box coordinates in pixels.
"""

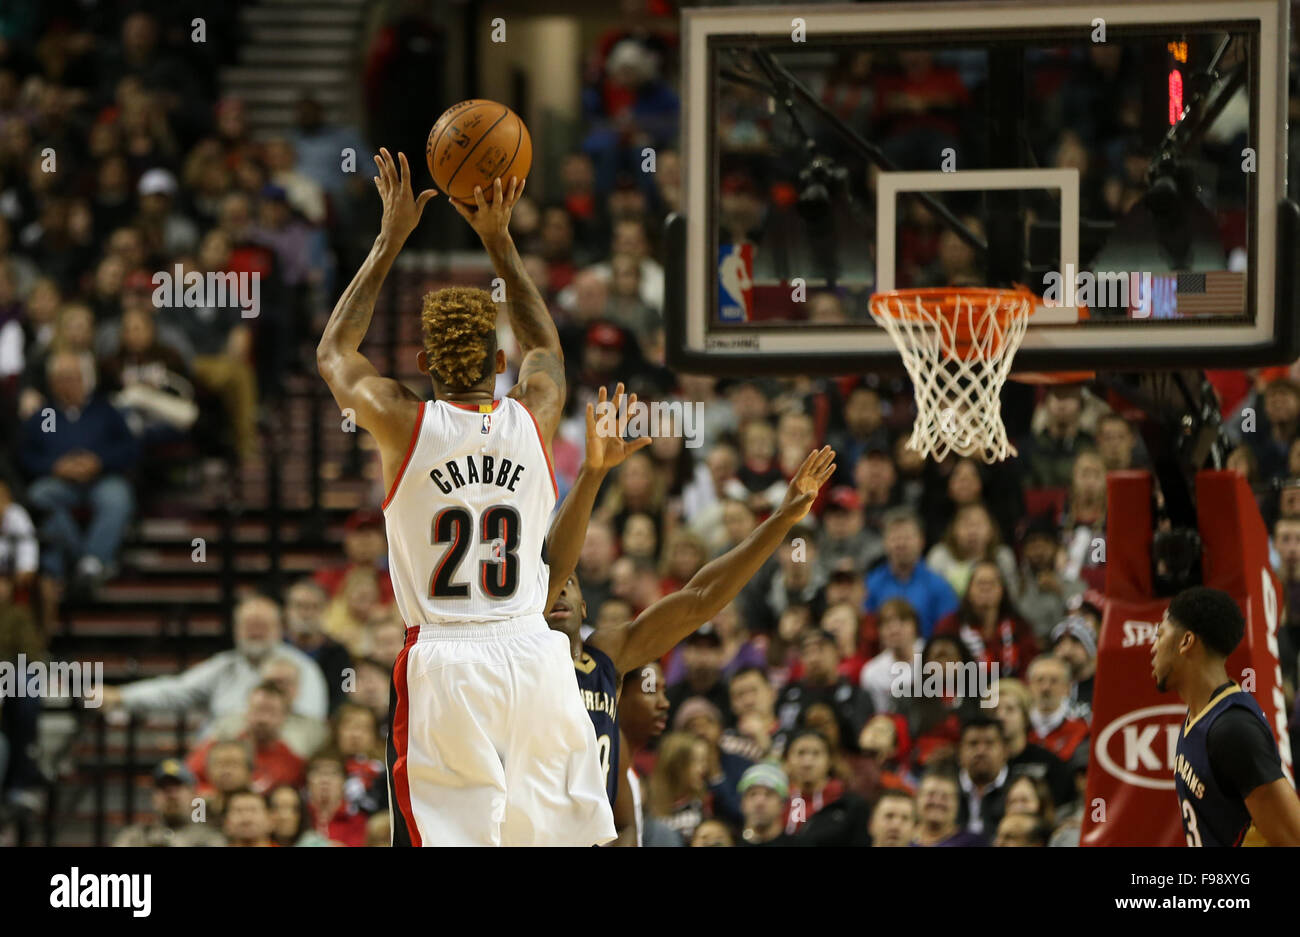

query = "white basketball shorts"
[386,614,615,846]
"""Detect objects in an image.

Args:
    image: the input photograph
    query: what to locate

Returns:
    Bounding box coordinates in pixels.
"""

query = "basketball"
[426,99,532,203]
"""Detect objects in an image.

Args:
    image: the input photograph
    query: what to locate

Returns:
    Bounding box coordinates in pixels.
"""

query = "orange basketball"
[426,99,532,204]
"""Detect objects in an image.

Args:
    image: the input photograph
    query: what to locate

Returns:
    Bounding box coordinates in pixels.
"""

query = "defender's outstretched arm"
[590,447,837,676]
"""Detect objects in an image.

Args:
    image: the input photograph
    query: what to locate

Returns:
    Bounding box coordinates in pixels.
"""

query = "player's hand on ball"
[779,446,836,522]
[584,382,651,474]
[451,176,524,246]
[374,148,438,243]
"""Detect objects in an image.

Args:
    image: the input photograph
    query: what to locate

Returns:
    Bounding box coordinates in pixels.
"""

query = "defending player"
[1150,586,1300,846]
[542,398,836,822]
[317,151,612,846]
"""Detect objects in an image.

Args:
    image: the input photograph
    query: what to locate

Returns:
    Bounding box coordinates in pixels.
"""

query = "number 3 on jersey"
[1182,798,1202,847]
[429,506,521,599]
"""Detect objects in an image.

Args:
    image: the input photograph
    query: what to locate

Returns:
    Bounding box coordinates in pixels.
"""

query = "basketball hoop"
[869,287,1037,463]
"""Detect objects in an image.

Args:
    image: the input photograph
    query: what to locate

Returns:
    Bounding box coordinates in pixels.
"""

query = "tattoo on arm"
[519,347,566,397]
[319,238,400,359]
[487,235,561,356]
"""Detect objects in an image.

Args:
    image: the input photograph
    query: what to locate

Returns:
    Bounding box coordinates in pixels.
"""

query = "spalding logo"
[1093,704,1186,790]
[1120,620,1160,647]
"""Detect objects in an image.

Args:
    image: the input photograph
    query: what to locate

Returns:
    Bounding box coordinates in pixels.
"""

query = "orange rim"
[1010,370,1096,384]
[870,287,1036,360]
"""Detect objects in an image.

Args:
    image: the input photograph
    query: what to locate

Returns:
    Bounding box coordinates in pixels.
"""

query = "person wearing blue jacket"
[19,350,139,595]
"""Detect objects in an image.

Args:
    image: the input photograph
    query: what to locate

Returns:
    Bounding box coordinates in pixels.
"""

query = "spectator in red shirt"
[312,509,395,605]
[192,739,252,816]
[222,788,275,847]
[782,728,870,845]
[188,682,306,794]
[305,754,367,847]
[904,634,984,770]
[537,206,579,294]
[852,712,916,801]
[935,560,1039,678]
[334,703,385,814]
[820,601,871,683]
[875,51,970,170]
[1025,655,1090,764]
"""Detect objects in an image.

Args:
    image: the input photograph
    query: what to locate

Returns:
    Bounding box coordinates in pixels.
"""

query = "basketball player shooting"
[317,150,613,846]
[1150,586,1300,846]
[543,397,836,836]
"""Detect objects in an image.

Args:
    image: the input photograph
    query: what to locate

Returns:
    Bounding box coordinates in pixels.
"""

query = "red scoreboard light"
[1167,38,1187,126]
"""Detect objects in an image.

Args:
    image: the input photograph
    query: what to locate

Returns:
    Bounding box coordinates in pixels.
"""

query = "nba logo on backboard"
[718,243,753,322]
[481,414,491,434]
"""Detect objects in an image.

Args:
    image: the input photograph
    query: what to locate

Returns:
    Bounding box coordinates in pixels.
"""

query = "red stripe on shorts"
[390,627,422,847]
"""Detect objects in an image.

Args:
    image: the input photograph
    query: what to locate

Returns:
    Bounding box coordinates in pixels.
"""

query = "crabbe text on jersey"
[430,454,528,494]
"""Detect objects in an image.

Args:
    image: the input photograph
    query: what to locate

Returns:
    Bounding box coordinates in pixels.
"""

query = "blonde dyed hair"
[420,286,497,389]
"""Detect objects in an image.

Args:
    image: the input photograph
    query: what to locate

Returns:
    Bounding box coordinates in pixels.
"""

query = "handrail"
[73,706,192,847]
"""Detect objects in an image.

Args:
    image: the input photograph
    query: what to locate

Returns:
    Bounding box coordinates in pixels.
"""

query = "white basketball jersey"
[382,397,557,625]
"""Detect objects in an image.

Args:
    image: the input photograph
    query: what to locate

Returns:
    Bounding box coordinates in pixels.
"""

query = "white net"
[869,289,1033,463]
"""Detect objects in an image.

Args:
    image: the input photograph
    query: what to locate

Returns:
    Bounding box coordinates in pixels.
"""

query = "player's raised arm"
[317,149,437,445]
[451,177,565,442]
[543,383,651,611]
[591,447,837,675]
[1245,778,1300,845]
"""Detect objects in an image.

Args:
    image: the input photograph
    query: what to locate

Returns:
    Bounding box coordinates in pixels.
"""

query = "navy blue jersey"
[1175,684,1280,847]
[574,643,620,805]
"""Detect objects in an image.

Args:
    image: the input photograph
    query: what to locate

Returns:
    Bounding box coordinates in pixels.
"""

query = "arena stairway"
[40,378,373,844]
[224,0,368,137]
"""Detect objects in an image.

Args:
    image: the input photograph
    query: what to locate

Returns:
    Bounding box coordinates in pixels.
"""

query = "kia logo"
[1093,704,1186,790]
